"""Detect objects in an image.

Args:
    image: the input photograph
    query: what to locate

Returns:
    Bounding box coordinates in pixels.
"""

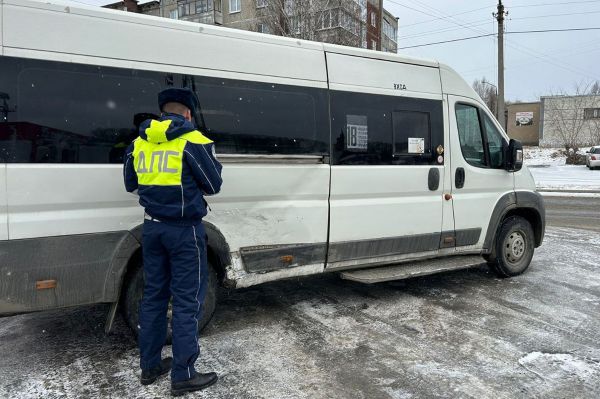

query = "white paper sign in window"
[408,137,425,154]
[346,115,368,151]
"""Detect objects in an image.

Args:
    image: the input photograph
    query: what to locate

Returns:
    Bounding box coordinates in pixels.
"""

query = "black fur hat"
[158,88,198,113]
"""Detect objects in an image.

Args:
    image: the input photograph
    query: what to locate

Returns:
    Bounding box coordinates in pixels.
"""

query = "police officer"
[123,87,222,396]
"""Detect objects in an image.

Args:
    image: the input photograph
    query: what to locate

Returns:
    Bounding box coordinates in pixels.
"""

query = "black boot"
[140,357,173,385]
[171,372,218,396]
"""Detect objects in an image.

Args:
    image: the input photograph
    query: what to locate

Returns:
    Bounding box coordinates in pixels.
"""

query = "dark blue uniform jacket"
[124,113,222,225]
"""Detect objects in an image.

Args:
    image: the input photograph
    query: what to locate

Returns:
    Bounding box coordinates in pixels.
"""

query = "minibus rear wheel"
[487,216,535,278]
[122,258,218,344]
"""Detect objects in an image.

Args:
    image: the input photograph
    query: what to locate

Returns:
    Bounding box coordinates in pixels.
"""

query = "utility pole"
[494,0,508,130]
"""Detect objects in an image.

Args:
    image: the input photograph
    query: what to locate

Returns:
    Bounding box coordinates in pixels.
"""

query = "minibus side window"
[330,91,443,166]
[0,56,329,163]
[482,113,505,169]
[192,80,328,155]
[455,104,486,167]
[0,57,159,163]
[392,110,431,157]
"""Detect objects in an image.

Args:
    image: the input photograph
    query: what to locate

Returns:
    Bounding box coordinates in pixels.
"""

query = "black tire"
[122,257,218,343]
[487,216,535,278]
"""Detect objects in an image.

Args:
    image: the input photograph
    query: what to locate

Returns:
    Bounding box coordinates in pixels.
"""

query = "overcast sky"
[65,0,600,102]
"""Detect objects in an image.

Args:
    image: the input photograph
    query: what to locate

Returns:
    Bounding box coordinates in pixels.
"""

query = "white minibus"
[0,0,544,336]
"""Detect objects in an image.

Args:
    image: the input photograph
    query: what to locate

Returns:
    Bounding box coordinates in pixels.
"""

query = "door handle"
[428,168,440,191]
[455,167,465,189]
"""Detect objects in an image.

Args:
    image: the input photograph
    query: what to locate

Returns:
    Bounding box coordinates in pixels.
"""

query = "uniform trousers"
[139,219,208,382]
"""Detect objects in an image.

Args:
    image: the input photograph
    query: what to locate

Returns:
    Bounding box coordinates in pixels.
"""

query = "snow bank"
[524,147,600,191]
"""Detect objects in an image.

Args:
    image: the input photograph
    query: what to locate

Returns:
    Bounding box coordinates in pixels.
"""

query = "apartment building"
[103,0,398,51]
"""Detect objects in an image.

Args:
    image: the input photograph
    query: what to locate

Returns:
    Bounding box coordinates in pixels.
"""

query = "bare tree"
[588,118,600,145]
[544,82,600,161]
[472,77,498,118]
[590,80,600,95]
[257,0,366,47]
[586,81,600,146]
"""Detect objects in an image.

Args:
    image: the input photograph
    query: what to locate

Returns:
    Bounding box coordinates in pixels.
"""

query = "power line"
[390,0,499,43]
[399,33,495,49]
[399,27,600,49]
[401,5,493,28]
[508,27,600,33]
[386,0,460,21]
[399,20,492,40]
[400,10,600,42]
[510,10,600,19]
[510,0,600,8]
[392,0,598,79]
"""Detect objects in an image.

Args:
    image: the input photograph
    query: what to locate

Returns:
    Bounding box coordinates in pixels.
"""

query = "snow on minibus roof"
[9,0,439,69]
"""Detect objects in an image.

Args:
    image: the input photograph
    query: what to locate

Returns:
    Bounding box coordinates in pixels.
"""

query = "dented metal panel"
[240,243,327,273]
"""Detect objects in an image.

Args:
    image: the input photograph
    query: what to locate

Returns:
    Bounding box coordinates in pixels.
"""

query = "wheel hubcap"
[504,231,525,264]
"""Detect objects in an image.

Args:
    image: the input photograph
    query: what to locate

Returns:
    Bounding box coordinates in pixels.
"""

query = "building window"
[178,2,191,16]
[316,9,347,30]
[256,0,267,8]
[584,108,600,119]
[370,11,377,27]
[340,10,357,35]
[383,19,397,43]
[196,0,214,14]
[258,23,269,33]
[229,0,241,13]
[178,0,217,17]
[169,9,178,19]
[289,16,301,33]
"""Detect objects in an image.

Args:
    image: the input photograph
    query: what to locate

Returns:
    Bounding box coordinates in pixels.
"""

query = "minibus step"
[339,255,485,284]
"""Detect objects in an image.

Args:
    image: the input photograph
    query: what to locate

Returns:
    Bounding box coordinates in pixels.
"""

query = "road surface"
[543,194,600,232]
[0,195,598,399]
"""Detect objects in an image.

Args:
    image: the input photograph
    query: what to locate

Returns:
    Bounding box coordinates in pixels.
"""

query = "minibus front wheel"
[122,257,218,343]
[487,216,535,278]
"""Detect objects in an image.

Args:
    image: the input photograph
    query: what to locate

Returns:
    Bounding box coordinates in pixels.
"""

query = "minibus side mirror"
[505,139,523,172]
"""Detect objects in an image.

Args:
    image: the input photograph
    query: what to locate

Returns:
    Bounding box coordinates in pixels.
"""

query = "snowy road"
[1,222,599,399]
[544,195,600,232]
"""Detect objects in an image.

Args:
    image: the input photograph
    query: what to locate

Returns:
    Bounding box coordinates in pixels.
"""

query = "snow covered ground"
[1,227,599,399]
[524,147,600,191]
